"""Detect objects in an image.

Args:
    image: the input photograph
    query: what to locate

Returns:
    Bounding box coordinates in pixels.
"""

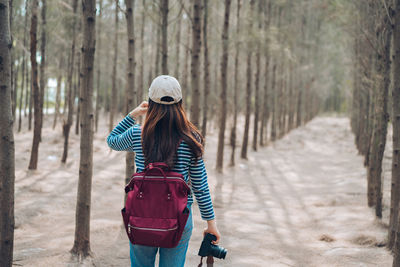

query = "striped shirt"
[107,115,215,221]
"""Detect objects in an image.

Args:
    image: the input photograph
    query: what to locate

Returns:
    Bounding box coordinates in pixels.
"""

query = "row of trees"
[350,0,400,266]
[6,0,342,173]
[1,0,352,265]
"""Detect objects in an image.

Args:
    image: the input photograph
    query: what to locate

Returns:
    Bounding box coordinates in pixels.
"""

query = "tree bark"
[71,0,96,259]
[28,0,41,170]
[18,56,25,132]
[240,0,255,159]
[389,0,400,252]
[201,0,210,138]
[260,0,271,147]
[18,0,28,131]
[9,0,14,121]
[138,0,145,106]
[61,0,78,163]
[252,0,262,151]
[53,56,64,130]
[174,0,183,80]
[287,62,295,131]
[124,0,137,186]
[366,4,392,217]
[229,0,241,166]
[182,15,191,107]
[161,0,168,74]
[216,0,231,172]
[39,0,46,138]
[155,20,161,76]
[13,57,19,128]
[109,0,119,132]
[75,40,82,135]
[28,62,32,130]
[95,0,103,132]
[190,0,203,128]
[270,61,277,141]
[0,1,15,265]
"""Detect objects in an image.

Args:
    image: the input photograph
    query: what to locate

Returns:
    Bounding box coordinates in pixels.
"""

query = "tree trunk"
[366,6,392,217]
[161,0,168,74]
[155,21,161,76]
[216,0,231,172]
[240,0,255,159]
[260,0,271,147]
[270,61,277,141]
[39,0,46,139]
[28,0,41,170]
[182,16,191,107]
[28,63,32,130]
[53,56,64,130]
[280,65,287,137]
[148,21,154,86]
[24,54,30,119]
[0,1,15,265]
[75,43,82,135]
[201,0,210,138]
[18,0,28,131]
[109,0,119,132]
[61,0,78,163]
[105,39,113,113]
[10,0,14,121]
[18,56,25,132]
[276,63,283,138]
[190,0,203,128]
[229,0,241,166]
[95,0,103,132]
[125,0,136,110]
[175,0,183,80]
[389,0,400,251]
[252,0,263,151]
[124,0,137,187]
[63,52,71,116]
[70,0,96,258]
[13,58,19,130]
[138,0,145,106]
[287,62,295,131]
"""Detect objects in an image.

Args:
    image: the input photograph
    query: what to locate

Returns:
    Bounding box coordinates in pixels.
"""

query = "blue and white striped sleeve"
[107,115,141,152]
[189,157,215,221]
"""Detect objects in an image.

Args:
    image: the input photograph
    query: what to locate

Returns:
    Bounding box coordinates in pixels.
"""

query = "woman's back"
[107,114,215,221]
[107,75,220,267]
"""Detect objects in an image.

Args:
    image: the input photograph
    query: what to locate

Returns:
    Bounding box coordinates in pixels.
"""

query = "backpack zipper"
[128,223,177,233]
[138,176,184,180]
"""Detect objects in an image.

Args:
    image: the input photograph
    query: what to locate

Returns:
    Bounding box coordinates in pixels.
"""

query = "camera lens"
[210,244,227,259]
[217,247,227,259]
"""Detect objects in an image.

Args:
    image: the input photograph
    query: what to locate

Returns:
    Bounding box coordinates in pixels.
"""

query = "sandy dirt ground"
[12,114,393,267]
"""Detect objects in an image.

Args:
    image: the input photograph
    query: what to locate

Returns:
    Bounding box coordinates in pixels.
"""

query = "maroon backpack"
[121,162,191,248]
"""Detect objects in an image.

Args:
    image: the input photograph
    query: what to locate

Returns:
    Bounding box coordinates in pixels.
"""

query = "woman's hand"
[203,219,221,245]
[129,101,148,119]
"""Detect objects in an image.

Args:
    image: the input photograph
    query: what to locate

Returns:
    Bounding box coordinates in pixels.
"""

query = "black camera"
[198,233,227,259]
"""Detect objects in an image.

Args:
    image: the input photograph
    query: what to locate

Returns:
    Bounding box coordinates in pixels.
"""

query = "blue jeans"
[129,205,193,267]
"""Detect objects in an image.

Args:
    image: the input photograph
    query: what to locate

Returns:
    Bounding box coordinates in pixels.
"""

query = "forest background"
[1,0,400,266]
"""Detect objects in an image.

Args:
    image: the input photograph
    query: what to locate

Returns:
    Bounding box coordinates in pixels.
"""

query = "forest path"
[182,116,391,267]
[13,116,392,266]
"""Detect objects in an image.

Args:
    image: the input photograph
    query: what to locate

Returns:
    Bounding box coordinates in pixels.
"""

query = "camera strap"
[197,256,214,267]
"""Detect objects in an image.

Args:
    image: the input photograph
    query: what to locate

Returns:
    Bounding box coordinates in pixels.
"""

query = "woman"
[107,75,221,267]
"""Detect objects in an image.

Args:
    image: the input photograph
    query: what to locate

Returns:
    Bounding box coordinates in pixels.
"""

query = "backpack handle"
[138,166,171,200]
[145,162,170,170]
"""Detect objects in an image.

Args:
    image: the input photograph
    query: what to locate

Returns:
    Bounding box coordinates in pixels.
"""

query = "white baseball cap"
[148,75,182,105]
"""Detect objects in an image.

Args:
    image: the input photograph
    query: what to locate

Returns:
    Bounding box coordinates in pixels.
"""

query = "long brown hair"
[142,99,203,168]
